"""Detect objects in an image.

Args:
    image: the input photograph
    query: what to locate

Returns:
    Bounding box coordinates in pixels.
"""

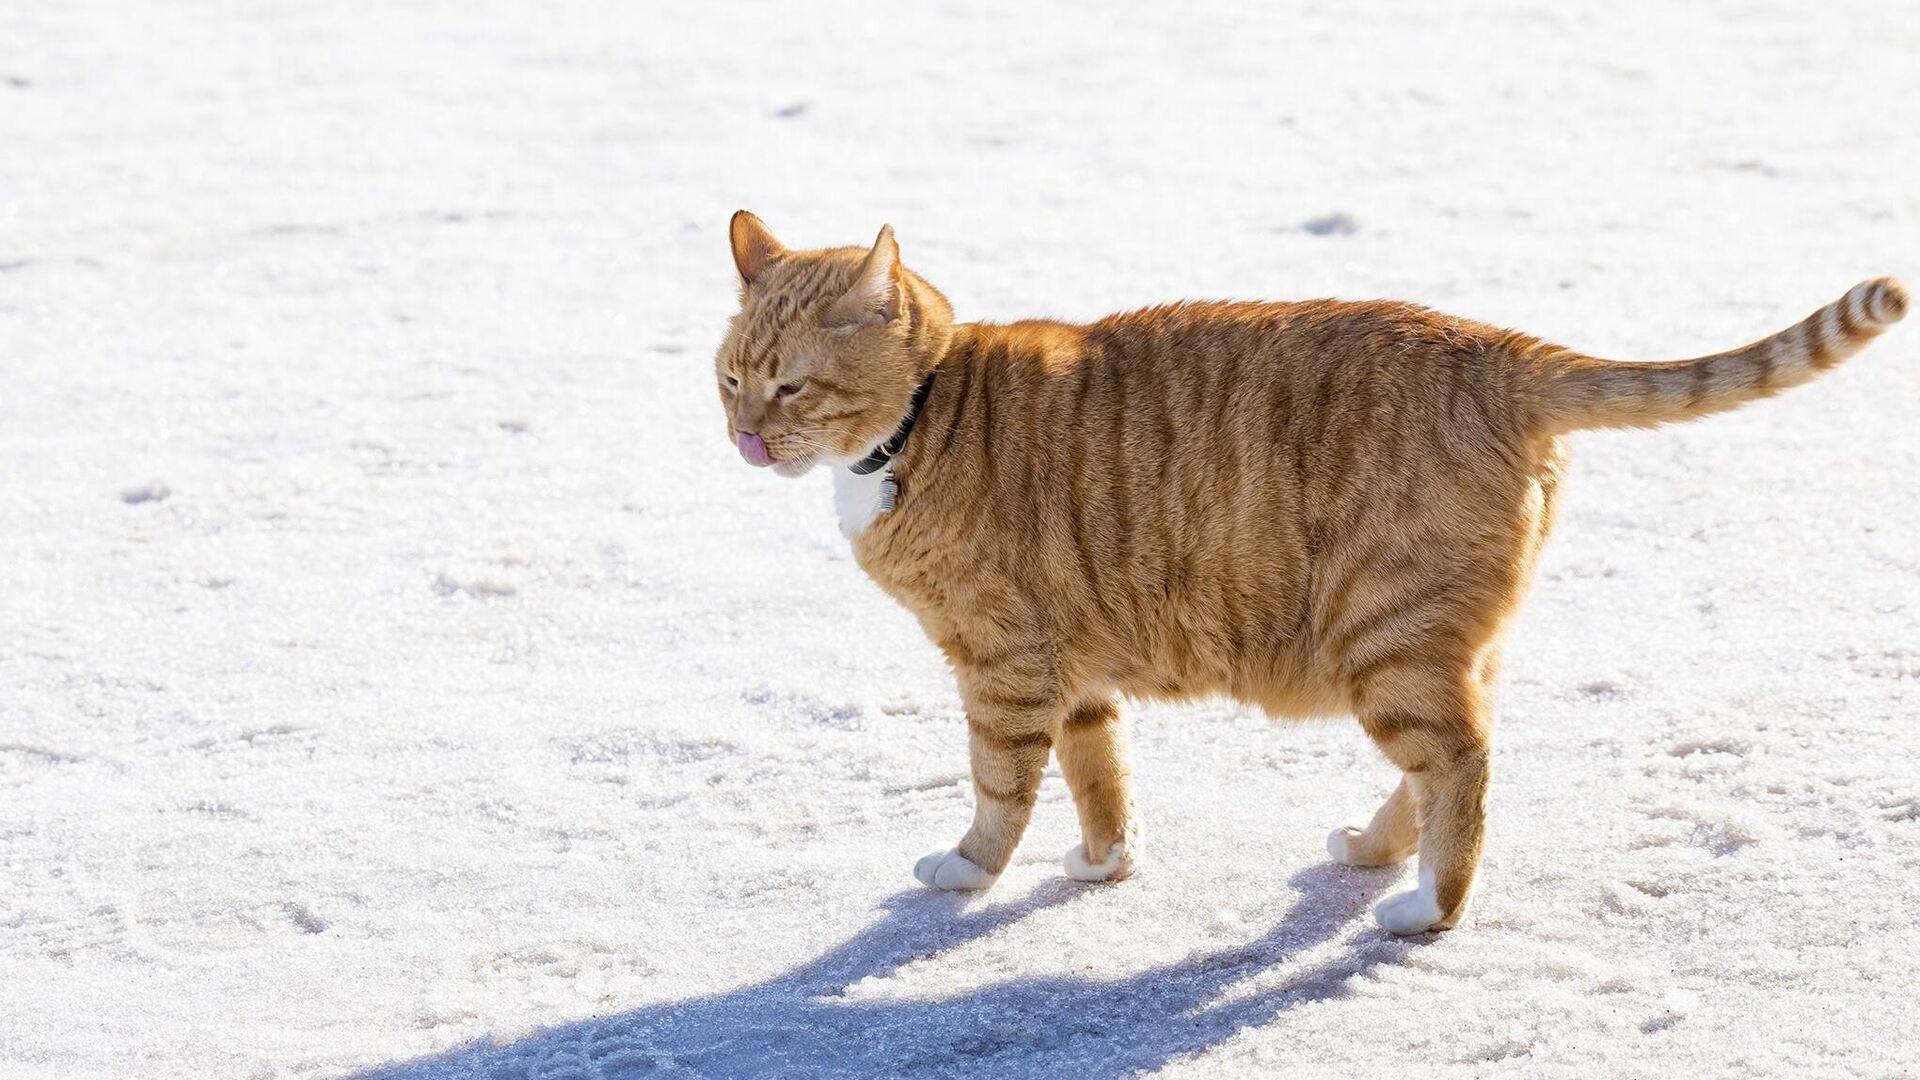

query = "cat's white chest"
[833,467,888,538]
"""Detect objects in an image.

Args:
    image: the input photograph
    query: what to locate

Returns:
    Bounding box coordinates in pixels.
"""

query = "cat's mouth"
[736,431,818,477]
[736,431,774,467]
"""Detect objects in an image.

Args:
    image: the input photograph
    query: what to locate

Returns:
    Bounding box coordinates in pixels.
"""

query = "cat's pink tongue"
[737,432,774,467]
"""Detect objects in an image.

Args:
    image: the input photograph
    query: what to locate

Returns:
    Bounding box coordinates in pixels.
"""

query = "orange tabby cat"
[713,210,1906,933]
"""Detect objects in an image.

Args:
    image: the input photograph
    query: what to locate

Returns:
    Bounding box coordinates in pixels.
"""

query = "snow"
[2,1,1917,1077]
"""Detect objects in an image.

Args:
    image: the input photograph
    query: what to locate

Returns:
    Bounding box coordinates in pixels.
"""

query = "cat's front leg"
[913,676,1059,891]
[1056,695,1136,882]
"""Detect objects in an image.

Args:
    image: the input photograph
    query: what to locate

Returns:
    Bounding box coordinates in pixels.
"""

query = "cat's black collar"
[848,371,937,476]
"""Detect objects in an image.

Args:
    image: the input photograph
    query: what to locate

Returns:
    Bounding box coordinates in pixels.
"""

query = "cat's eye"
[776,380,806,398]
[724,375,739,389]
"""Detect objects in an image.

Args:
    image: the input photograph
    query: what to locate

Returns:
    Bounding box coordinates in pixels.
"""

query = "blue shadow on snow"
[353,863,1420,1079]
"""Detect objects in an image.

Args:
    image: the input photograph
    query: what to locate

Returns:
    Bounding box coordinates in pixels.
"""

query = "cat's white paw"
[1064,839,1135,882]
[913,848,997,891]
[1327,826,1363,865]
[1373,867,1447,935]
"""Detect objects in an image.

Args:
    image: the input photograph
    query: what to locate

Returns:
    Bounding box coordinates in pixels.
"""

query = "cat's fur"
[714,210,1907,933]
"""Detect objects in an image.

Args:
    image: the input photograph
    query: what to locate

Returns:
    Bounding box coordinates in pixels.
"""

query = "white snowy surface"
[3,2,1918,1077]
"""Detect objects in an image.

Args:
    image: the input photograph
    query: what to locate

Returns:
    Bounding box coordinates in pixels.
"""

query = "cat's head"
[714,211,952,477]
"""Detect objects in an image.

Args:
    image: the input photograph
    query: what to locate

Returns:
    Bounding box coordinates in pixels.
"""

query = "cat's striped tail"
[1526,278,1907,433]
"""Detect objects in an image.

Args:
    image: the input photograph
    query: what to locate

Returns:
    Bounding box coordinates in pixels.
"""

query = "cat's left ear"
[823,225,902,329]
[730,210,787,284]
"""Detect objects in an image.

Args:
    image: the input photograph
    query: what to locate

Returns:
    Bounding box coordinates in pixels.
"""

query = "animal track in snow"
[882,773,968,797]
[1547,557,1620,581]
[119,481,170,505]
[432,572,518,598]
[176,799,253,820]
[1879,796,1920,822]
[280,901,329,934]
[1667,735,1751,758]
[741,685,868,731]
[563,729,736,767]
[0,744,124,784]
[0,743,88,768]
[188,725,316,754]
[1298,212,1359,236]
[1576,679,1627,701]
[1633,801,1763,856]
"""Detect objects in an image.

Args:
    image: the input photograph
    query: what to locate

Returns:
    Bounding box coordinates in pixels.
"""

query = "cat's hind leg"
[1055,695,1136,882]
[1328,774,1419,867]
[1351,663,1493,935]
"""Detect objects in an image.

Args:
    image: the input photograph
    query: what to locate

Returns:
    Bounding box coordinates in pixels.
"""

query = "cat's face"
[714,212,946,477]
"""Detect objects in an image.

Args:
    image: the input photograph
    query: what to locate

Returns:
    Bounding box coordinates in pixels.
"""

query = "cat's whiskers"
[766,432,848,470]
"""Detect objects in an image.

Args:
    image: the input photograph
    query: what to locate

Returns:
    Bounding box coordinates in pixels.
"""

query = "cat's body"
[845,302,1561,719]
[714,211,1907,932]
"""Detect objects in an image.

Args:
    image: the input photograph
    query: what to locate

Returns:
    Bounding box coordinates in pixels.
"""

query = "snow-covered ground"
[3,2,1918,1076]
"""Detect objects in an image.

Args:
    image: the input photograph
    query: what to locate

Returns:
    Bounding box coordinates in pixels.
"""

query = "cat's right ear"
[822,225,901,329]
[730,210,786,285]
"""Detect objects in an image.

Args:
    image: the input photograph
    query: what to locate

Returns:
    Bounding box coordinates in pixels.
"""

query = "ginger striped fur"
[714,210,1906,934]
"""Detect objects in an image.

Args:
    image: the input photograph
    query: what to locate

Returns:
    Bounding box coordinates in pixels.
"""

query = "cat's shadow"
[353,863,1416,1079]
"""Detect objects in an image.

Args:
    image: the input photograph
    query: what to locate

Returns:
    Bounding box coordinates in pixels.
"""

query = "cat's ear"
[730,210,786,285]
[823,225,902,329]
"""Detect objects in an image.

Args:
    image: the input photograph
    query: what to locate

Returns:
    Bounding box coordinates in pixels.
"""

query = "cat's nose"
[736,431,773,467]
